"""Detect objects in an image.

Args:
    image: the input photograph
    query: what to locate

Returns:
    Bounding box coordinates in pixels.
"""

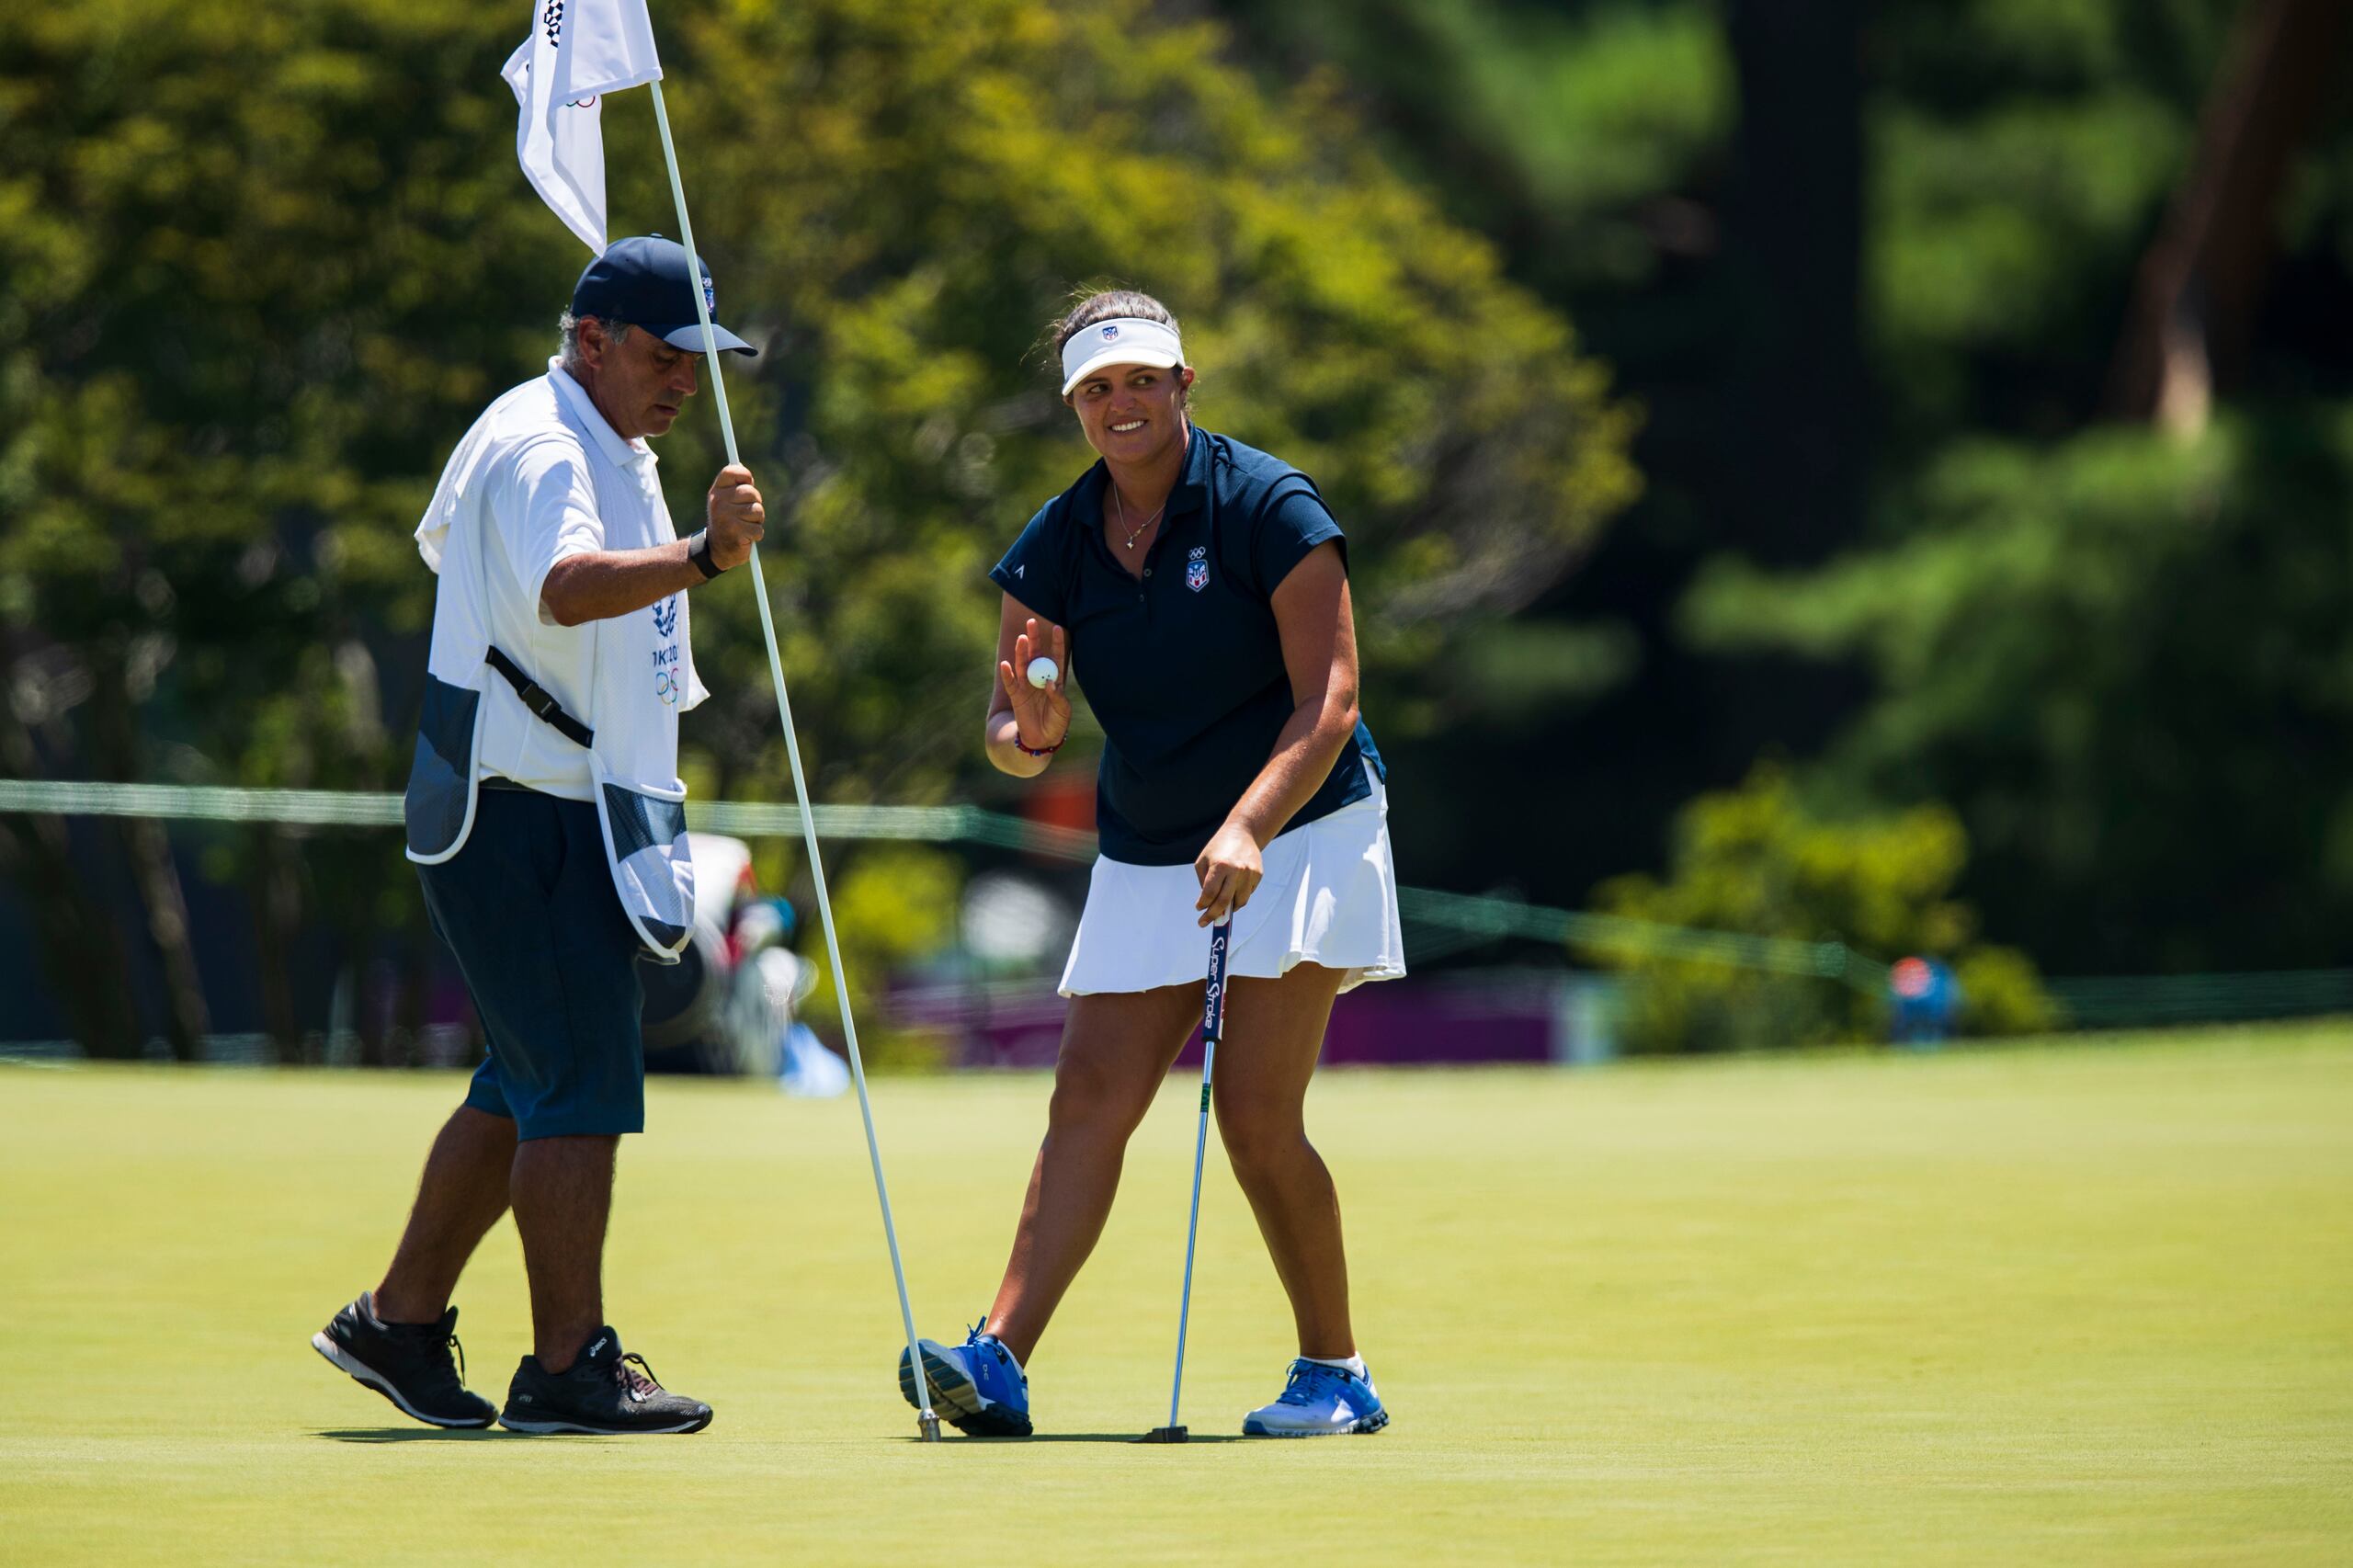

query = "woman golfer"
[898,290,1404,1437]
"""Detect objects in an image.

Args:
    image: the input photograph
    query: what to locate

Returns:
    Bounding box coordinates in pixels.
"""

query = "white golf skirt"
[1059,764,1407,997]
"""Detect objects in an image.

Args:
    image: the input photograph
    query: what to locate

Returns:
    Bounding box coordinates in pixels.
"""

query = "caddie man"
[312,236,764,1435]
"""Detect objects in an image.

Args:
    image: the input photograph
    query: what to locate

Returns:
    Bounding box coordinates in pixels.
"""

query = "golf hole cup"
[1027,656,1059,689]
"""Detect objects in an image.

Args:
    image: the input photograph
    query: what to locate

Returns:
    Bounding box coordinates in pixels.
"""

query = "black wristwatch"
[688,528,726,580]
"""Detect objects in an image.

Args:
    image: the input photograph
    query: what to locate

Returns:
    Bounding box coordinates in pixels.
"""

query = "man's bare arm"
[540,463,767,626]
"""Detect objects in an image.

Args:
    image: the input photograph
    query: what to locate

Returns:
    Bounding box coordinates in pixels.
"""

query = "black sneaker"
[498,1326,713,1435]
[312,1291,495,1428]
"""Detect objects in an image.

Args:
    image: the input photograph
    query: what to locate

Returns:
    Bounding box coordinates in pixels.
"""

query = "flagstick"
[647,78,941,1445]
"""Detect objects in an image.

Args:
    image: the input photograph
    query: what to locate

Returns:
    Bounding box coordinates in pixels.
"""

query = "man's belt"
[484,645,595,750]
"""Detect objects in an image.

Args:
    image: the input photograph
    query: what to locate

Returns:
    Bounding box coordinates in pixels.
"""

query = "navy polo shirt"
[990,427,1386,866]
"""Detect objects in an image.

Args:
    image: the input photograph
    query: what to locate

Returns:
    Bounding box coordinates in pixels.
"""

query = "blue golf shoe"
[1241,1358,1390,1437]
[899,1323,1032,1437]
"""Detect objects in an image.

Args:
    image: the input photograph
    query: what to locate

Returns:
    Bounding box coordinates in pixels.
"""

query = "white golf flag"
[502,0,665,255]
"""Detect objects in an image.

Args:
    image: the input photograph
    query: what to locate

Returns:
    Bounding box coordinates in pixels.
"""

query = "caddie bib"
[401,370,706,963]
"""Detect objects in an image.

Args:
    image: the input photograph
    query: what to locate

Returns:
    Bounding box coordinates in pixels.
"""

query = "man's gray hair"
[558,308,634,373]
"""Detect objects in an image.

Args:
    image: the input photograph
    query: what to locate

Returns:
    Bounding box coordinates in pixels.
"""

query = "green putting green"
[3,1027,2347,1564]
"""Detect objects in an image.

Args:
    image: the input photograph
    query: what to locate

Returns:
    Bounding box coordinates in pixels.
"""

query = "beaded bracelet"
[1012,732,1063,758]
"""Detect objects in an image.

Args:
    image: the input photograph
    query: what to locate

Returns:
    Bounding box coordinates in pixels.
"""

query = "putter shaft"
[1157,921,1230,1438]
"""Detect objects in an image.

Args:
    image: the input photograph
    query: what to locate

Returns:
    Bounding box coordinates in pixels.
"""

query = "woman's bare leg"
[983,984,1201,1364]
[1215,963,1354,1358]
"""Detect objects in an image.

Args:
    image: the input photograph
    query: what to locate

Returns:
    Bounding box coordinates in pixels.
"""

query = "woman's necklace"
[1112,484,1167,551]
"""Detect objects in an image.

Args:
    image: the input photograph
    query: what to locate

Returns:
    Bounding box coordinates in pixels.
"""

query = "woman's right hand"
[997,617,1072,751]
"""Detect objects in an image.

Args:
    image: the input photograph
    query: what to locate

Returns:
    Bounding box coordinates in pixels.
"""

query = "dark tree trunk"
[114,815,208,1060]
[392,932,432,1068]
[1718,0,1869,567]
[0,640,142,1057]
[355,955,390,1067]
[0,814,142,1056]
[87,653,210,1060]
[2106,0,2352,430]
[249,825,307,1062]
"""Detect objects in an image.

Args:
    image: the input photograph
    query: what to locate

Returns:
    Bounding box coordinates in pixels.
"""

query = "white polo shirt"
[420,360,699,801]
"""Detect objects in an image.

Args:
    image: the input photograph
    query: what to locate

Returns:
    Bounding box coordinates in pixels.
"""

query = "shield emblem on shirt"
[1186,558,1210,593]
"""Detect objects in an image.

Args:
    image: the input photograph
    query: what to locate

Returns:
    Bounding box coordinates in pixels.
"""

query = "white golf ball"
[1026,656,1059,688]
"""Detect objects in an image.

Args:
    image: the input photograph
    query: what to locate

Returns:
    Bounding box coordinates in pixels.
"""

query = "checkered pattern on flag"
[501,0,665,255]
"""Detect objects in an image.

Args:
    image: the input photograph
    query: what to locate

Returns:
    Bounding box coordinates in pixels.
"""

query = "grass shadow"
[908,1432,1248,1445]
[317,1427,520,1443]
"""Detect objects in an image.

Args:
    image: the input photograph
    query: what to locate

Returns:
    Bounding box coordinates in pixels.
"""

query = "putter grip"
[1202,921,1231,1045]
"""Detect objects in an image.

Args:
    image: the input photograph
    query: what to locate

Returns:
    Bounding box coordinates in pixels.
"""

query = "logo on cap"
[703,275,717,313]
[1102,324,1120,341]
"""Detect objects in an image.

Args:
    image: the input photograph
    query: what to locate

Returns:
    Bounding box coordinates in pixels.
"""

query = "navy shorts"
[417,786,647,1140]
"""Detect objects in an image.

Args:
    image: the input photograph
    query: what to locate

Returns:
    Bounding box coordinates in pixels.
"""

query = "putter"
[1138,917,1232,1445]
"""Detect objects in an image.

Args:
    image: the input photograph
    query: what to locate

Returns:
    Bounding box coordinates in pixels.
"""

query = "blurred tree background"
[3,0,2348,1055]
[0,0,1631,1056]
[1221,0,2353,977]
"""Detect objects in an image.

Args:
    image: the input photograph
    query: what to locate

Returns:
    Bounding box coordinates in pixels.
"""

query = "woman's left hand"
[1194,822,1264,927]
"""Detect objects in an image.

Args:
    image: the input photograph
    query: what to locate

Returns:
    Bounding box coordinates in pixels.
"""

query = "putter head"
[917,1413,942,1443]
[1135,1426,1189,1444]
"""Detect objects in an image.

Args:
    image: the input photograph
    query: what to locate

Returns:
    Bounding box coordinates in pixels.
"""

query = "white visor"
[1061,316,1185,395]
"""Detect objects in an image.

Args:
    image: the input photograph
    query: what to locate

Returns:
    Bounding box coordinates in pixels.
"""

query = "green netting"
[9,779,2352,1022]
[0,778,1888,985]
[0,779,1097,860]
[2049,970,2353,1028]
[1392,886,1863,983]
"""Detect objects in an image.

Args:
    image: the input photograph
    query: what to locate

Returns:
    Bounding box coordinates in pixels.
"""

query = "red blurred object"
[1026,773,1097,860]
[1891,956,1933,1000]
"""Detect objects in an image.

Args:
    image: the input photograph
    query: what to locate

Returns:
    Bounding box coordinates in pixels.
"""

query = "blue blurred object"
[779,1021,849,1097]
[1890,956,1961,1049]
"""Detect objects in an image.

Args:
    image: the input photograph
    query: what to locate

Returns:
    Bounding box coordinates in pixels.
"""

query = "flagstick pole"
[646,78,941,1445]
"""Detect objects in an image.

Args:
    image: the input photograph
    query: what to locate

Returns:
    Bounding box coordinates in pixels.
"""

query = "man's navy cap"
[571,235,756,358]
